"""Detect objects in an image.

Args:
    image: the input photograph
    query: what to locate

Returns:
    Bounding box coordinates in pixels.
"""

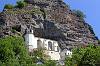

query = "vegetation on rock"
[73,10,86,19]
[4,7,43,15]
[4,1,28,9]
[88,25,95,35]
[40,8,47,19]
[16,1,28,8]
[4,4,14,9]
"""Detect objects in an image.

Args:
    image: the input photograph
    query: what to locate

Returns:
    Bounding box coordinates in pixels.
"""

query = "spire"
[25,25,34,34]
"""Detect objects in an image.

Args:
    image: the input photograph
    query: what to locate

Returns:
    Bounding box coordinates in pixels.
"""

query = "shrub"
[4,4,14,9]
[16,1,27,8]
[73,10,86,19]
[40,8,46,19]
[0,36,32,65]
[65,45,100,66]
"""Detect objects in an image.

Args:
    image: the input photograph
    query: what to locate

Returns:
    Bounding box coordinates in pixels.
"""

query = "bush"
[4,4,14,9]
[16,1,27,8]
[0,36,33,65]
[73,10,86,19]
[65,45,100,66]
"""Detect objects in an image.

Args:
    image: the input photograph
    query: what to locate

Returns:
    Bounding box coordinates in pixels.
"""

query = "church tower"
[24,27,37,52]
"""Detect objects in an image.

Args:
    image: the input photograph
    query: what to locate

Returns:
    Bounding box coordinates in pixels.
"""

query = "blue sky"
[0,0,100,39]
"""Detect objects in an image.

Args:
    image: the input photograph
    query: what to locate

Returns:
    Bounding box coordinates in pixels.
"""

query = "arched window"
[37,39,43,49]
[57,46,59,52]
[52,42,55,51]
[48,41,52,50]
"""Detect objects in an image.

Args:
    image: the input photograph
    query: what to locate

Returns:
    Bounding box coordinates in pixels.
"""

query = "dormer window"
[68,53,69,55]
[30,30,32,33]
[48,41,53,50]
[37,39,43,48]
[57,46,59,52]
[65,53,66,55]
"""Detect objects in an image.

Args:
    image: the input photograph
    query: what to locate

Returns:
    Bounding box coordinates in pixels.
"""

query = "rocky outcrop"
[0,0,98,49]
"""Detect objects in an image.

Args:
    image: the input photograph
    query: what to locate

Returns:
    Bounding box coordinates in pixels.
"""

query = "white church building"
[24,28,61,60]
[24,28,72,61]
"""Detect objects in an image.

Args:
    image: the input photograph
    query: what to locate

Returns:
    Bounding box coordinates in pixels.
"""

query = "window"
[70,53,71,55]
[51,52,53,53]
[37,39,43,48]
[48,41,52,50]
[68,53,69,55]
[57,46,59,52]
[65,53,66,55]
[52,42,55,51]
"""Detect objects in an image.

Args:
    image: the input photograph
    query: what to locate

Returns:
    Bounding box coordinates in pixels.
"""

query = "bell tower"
[24,25,37,52]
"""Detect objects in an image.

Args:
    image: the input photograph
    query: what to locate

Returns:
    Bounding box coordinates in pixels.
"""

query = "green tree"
[45,60,56,66]
[31,48,50,63]
[4,4,14,9]
[73,10,86,19]
[65,45,100,66]
[0,36,32,65]
[31,48,57,66]
[16,1,27,8]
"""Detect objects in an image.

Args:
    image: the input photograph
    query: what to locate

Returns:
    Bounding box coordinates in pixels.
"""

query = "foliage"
[40,8,47,19]
[5,7,43,15]
[4,4,14,9]
[31,48,50,63]
[45,60,56,66]
[0,36,56,65]
[73,10,86,19]
[11,29,16,33]
[0,36,32,65]
[98,40,100,44]
[88,25,95,35]
[16,1,27,8]
[65,45,100,66]
[30,48,57,66]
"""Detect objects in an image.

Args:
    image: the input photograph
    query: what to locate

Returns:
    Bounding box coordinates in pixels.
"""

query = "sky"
[0,0,100,39]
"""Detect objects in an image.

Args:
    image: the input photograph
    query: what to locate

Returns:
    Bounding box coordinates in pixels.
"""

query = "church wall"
[45,51,61,60]
[25,33,61,60]
[60,49,72,60]
[25,34,37,49]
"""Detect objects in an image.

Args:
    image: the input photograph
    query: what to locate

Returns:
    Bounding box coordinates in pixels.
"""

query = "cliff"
[0,0,98,49]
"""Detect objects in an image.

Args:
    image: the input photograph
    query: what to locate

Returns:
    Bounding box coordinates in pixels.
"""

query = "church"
[24,28,72,61]
[24,28,61,60]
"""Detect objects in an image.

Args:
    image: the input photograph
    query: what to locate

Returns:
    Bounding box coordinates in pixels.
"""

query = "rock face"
[0,0,98,49]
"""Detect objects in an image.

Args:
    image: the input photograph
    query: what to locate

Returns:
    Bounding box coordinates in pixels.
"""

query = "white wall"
[24,33,61,60]
[60,49,72,60]
[46,51,61,60]
[24,34,37,49]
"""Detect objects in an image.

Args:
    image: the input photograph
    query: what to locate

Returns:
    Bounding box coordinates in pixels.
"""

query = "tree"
[0,36,32,65]
[4,4,14,9]
[45,60,56,66]
[31,48,51,63]
[31,48,57,66]
[65,45,100,66]
[16,1,27,8]
[73,10,86,19]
